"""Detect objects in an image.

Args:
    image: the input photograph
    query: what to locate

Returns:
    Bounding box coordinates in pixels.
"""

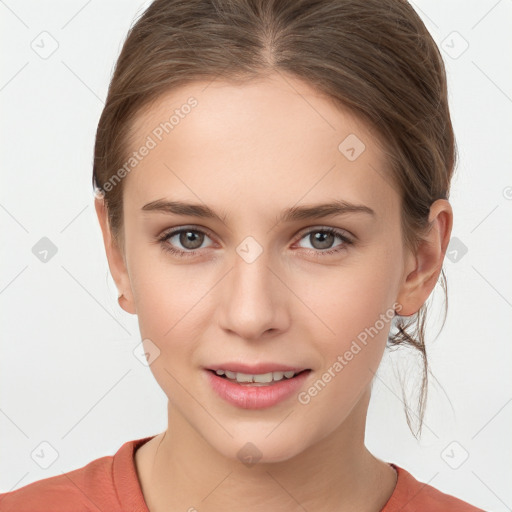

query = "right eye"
[157,227,215,258]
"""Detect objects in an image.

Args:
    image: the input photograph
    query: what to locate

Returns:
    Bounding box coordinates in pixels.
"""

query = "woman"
[0,0,485,510]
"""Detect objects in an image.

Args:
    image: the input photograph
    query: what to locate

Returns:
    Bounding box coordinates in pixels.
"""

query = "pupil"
[181,230,203,249]
[313,232,333,249]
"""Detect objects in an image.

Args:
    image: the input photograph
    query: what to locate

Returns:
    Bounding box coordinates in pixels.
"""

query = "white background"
[1,1,511,510]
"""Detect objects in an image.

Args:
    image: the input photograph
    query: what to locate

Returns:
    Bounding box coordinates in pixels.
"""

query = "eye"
[294,227,354,256]
[157,227,214,258]
[156,225,354,259]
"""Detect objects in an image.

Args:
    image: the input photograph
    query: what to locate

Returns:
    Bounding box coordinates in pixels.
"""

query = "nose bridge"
[220,235,284,339]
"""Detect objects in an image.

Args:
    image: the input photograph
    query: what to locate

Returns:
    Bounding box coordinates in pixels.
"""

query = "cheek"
[296,294,393,432]
[127,239,213,337]
[128,263,223,404]
[130,265,208,398]
[292,248,398,409]
[294,248,398,343]
[134,283,209,356]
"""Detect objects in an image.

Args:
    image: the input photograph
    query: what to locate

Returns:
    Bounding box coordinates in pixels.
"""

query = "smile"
[212,369,303,384]
[205,369,312,409]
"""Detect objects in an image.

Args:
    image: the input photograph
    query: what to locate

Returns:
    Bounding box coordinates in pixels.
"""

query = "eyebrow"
[141,199,375,224]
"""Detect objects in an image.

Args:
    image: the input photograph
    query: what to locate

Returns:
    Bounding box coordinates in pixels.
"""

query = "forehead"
[124,73,398,216]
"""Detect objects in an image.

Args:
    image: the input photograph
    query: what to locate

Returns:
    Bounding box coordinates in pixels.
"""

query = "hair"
[92,0,457,438]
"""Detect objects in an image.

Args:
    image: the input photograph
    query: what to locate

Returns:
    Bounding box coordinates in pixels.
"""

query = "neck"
[135,389,397,512]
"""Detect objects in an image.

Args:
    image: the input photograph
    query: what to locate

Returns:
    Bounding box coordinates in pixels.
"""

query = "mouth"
[205,367,312,409]
[207,368,311,386]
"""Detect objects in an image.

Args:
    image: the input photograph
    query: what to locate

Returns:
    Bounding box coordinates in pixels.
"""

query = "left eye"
[295,227,353,253]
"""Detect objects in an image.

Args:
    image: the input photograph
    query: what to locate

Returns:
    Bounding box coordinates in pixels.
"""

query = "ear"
[94,196,137,315]
[396,199,453,317]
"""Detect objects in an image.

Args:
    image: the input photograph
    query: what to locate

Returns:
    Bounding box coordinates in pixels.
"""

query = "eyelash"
[156,226,354,259]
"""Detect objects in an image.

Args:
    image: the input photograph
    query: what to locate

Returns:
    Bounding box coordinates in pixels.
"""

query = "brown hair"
[92,0,456,438]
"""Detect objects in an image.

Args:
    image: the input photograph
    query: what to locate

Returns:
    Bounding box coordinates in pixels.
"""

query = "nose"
[218,244,289,341]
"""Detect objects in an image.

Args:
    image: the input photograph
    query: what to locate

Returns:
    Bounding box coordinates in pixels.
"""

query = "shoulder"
[0,436,154,512]
[0,455,115,512]
[382,464,486,512]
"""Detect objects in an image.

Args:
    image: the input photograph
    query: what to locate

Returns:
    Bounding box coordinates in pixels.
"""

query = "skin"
[95,72,452,512]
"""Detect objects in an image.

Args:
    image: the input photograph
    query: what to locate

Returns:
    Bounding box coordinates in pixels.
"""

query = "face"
[100,72,422,464]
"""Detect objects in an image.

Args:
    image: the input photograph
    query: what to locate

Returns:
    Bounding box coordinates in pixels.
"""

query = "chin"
[208,429,311,466]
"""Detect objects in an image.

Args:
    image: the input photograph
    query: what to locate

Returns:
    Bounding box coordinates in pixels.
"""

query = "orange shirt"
[0,436,485,511]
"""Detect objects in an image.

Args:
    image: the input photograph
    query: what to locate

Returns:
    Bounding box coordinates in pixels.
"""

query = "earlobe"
[395,199,453,317]
[94,197,137,315]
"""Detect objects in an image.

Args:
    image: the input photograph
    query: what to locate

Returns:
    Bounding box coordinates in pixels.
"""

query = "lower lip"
[205,370,311,409]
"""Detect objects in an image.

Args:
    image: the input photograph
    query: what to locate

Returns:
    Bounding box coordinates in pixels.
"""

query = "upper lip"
[206,362,309,374]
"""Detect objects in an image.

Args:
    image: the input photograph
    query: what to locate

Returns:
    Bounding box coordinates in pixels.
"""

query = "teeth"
[214,370,299,383]
[253,372,273,383]
[236,372,253,383]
